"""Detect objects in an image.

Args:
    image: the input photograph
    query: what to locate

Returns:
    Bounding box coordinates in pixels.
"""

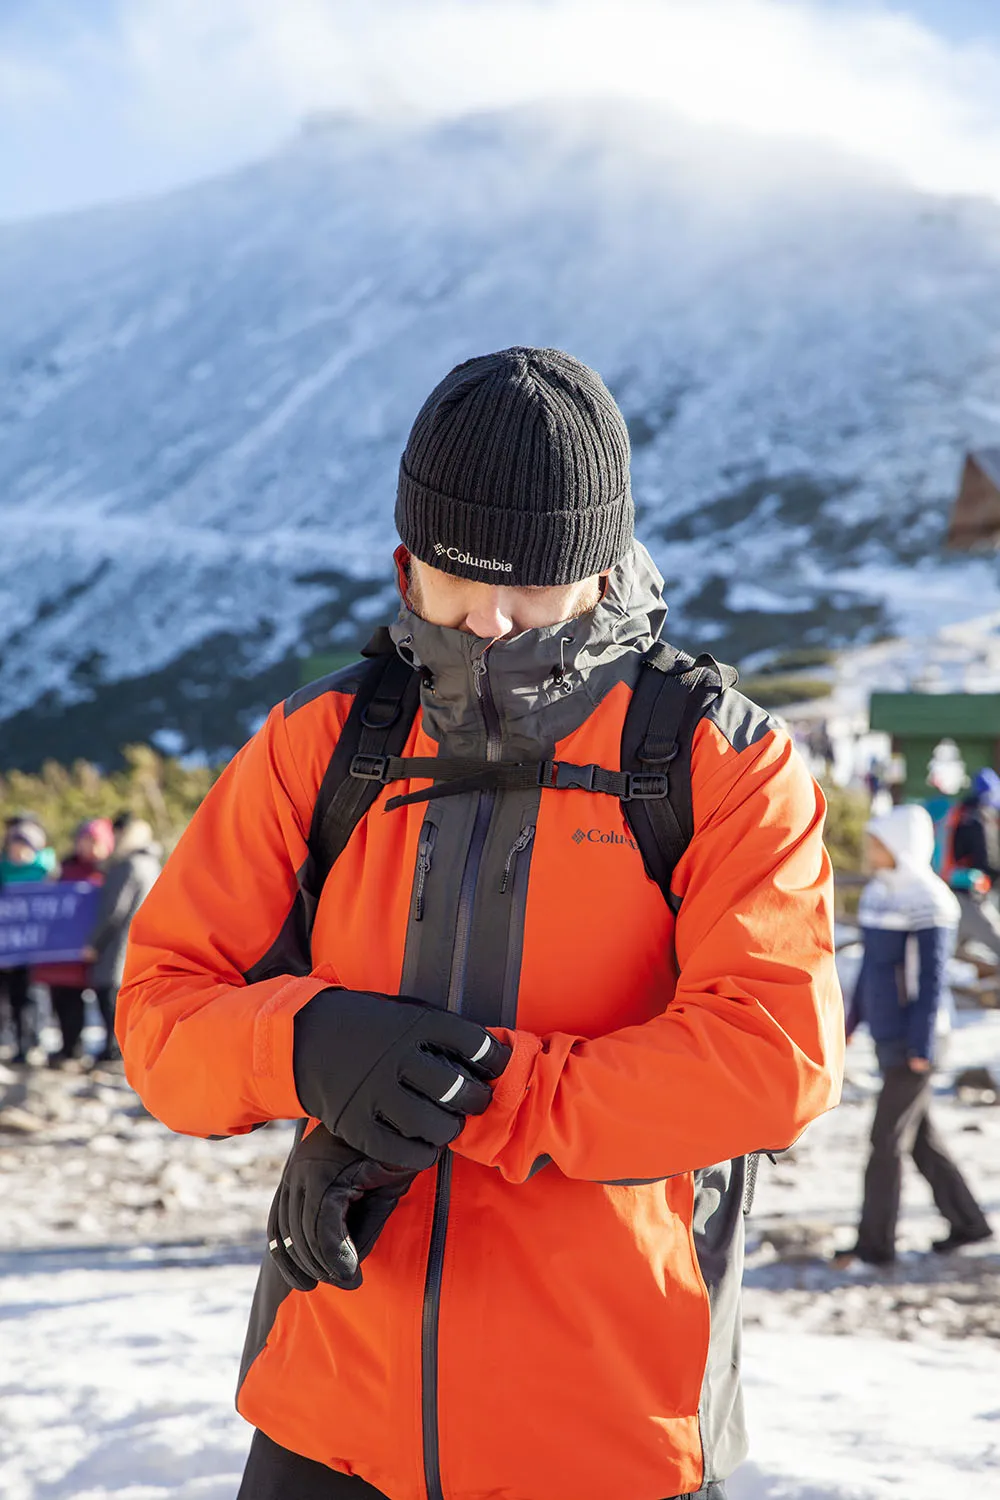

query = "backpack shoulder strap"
[305,629,422,896]
[620,642,738,913]
[623,643,767,1213]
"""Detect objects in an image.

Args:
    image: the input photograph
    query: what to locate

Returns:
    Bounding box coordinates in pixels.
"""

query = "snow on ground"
[0,1251,256,1500]
[3,1252,999,1500]
[2,1005,999,1498]
[731,1331,1000,1500]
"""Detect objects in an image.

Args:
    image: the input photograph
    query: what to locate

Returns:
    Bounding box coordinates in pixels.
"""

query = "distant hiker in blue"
[834,805,992,1268]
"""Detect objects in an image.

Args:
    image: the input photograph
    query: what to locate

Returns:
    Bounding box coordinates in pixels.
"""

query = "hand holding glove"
[293,989,510,1170]
[268,1123,417,1292]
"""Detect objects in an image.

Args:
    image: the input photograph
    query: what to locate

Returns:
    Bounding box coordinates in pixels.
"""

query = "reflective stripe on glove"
[292,989,511,1170]
[267,1124,418,1292]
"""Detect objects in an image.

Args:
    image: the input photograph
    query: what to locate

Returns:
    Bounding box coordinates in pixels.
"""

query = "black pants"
[856,1064,991,1262]
[93,985,119,1058]
[49,986,87,1058]
[238,1430,728,1500]
[0,967,32,1058]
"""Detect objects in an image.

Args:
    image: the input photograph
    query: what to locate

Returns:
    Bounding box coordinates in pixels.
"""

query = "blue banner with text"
[0,883,101,967]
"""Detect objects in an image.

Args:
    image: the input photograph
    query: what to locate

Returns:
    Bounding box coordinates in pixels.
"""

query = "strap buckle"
[624,771,669,801]
[546,761,598,792]
[350,754,390,783]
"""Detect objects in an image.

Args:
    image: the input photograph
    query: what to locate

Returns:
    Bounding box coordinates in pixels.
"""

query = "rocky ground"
[3,1007,998,1346]
[0,1058,295,1256]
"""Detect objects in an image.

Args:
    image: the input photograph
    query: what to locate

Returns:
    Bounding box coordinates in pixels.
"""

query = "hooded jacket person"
[847,805,962,1069]
[838,805,992,1268]
[118,348,844,1500]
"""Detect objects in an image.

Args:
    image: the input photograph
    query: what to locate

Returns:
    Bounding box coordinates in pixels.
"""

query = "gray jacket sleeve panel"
[693,1158,749,1482]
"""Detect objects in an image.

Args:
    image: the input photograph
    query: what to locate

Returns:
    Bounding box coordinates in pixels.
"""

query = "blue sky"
[820,0,997,42]
[2,1,1000,222]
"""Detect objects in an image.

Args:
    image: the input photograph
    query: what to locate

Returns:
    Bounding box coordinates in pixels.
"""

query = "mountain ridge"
[2,100,999,768]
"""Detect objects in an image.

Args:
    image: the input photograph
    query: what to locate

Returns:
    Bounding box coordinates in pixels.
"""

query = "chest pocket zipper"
[413,821,439,921]
[500,825,535,894]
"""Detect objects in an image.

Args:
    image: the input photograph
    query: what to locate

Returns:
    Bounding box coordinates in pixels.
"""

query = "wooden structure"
[948,449,1000,551]
[869,692,1000,800]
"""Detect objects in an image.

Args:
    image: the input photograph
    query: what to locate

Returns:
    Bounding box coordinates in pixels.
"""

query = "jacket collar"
[389,542,668,757]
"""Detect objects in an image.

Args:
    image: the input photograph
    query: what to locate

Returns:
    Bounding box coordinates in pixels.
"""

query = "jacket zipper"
[500,824,534,895]
[500,824,535,1028]
[421,647,502,1500]
[413,822,438,922]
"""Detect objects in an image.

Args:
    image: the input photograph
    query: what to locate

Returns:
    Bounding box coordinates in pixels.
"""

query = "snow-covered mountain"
[3,100,1000,768]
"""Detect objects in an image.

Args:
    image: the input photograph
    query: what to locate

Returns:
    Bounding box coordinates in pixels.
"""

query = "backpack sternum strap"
[305,634,736,911]
[365,755,670,812]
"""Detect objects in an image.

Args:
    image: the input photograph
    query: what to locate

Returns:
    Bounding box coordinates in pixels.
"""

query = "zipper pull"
[500,825,535,894]
[413,825,437,921]
[473,654,488,699]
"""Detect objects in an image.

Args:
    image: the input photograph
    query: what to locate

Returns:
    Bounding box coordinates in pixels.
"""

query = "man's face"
[406,555,603,640]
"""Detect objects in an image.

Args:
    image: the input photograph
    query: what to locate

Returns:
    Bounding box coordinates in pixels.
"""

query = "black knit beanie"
[395,347,633,587]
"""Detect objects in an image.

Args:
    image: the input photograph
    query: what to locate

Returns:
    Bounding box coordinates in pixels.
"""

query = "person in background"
[806,720,835,780]
[834,805,993,1268]
[34,817,116,1067]
[82,815,160,1062]
[2,814,57,879]
[0,816,57,1064]
[947,768,1000,963]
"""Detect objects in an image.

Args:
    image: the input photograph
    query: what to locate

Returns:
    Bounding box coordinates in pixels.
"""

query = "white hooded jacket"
[852,804,959,1062]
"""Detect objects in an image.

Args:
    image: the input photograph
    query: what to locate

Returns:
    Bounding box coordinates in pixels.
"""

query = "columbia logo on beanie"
[432,542,514,574]
[396,347,634,588]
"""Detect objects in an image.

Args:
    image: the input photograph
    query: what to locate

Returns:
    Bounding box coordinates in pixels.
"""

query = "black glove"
[267,1124,417,1292]
[293,989,510,1170]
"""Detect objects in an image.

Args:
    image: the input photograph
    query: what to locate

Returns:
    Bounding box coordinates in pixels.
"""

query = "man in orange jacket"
[119,348,843,1500]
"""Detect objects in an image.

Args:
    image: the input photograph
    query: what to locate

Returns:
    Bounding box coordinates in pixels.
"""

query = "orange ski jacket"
[118,543,843,1500]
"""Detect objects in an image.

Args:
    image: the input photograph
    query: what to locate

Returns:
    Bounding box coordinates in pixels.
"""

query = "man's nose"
[463,592,515,640]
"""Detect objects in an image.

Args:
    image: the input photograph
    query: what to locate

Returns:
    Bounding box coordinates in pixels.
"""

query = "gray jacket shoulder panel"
[283,658,371,718]
[704,687,775,754]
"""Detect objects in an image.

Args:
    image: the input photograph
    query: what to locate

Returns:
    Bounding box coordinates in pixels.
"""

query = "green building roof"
[869,692,1000,736]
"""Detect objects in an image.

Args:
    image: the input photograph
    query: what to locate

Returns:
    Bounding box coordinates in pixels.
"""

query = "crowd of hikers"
[0,810,161,1067]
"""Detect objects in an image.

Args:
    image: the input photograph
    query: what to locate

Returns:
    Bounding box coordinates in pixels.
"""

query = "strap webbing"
[350,754,670,811]
[307,635,737,916]
[306,644,422,893]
